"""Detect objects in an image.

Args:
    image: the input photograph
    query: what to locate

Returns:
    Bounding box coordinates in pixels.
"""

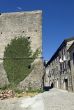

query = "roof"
[65,37,74,42]
[68,42,74,52]
[46,37,74,67]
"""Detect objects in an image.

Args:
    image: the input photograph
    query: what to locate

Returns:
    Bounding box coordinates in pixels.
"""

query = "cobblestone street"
[0,88,74,110]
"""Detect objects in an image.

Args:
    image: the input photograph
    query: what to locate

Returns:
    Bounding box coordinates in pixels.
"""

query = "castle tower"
[0,10,44,90]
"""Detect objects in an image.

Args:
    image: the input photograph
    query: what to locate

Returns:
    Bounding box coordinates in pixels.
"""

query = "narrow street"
[0,88,74,110]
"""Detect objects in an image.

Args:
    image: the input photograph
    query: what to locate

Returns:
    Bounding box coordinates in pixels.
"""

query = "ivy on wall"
[3,37,39,85]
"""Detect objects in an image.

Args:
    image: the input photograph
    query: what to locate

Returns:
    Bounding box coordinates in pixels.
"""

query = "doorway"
[64,78,68,90]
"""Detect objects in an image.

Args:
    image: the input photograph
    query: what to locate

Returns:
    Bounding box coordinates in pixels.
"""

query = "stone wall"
[69,45,74,91]
[0,10,44,90]
[18,59,44,90]
[0,63,9,87]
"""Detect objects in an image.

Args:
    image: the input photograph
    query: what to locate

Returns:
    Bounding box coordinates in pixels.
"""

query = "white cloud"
[17,7,22,10]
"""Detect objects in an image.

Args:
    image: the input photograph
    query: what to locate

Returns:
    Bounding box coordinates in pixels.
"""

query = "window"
[60,62,64,73]
[60,63,62,71]
[62,49,63,56]
[68,60,71,70]
[63,47,66,55]
[64,61,66,70]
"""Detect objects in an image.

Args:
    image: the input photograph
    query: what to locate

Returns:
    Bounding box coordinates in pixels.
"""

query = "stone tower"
[0,10,44,90]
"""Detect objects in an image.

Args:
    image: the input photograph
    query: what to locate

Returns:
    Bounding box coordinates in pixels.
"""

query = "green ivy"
[3,37,38,85]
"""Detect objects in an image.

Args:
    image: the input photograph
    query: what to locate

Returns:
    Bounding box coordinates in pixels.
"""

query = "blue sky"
[0,0,74,60]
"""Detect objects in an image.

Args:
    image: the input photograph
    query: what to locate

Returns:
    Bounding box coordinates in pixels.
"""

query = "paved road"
[0,88,74,110]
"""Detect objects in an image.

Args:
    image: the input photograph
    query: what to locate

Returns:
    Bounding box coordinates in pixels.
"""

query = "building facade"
[68,42,74,91]
[45,37,74,92]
